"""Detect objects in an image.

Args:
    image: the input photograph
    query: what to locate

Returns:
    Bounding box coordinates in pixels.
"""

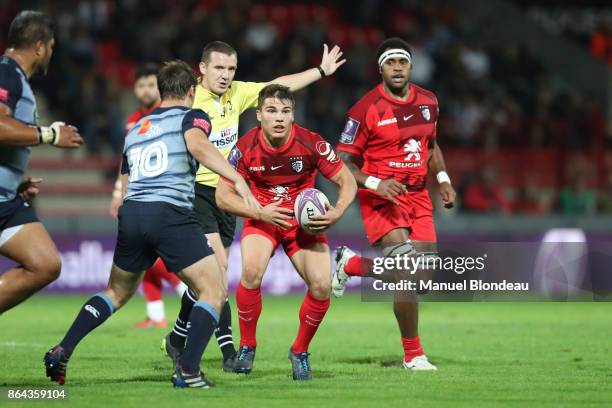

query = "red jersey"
[337,83,438,191]
[125,103,160,132]
[227,124,343,208]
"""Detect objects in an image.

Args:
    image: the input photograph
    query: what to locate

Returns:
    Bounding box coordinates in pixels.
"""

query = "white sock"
[146,300,165,322]
[175,281,188,297]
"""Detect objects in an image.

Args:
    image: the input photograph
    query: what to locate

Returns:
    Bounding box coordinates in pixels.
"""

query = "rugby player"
[108,63,188,329]
[0,11,83,313]
[333,38,456,371]
[215,84,357,380]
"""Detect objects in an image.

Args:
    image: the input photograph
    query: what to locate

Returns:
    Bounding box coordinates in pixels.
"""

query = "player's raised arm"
[267,44,346,92]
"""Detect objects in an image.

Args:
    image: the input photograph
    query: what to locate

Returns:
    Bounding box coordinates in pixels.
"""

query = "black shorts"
[113,200,213,273]
[0,196,39,231]
[193,183,236,248]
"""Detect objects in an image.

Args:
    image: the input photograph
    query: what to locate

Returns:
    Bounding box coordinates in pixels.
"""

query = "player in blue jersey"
[0,11,83,314]
[44,60,258,388]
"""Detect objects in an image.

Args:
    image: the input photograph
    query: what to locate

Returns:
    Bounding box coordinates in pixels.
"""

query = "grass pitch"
[0,294,610,407]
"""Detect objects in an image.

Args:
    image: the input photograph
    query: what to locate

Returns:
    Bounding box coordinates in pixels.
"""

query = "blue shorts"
[0,196,39,231]
[113,200,213,273]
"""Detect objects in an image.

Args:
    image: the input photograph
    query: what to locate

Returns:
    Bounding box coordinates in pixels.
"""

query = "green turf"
[0,294,610,407]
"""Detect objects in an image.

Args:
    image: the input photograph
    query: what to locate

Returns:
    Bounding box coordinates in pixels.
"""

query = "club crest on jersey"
[420,106,431,121]
[291,158,303,173]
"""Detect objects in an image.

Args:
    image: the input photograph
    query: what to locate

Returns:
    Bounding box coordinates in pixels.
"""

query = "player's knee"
[309,279,331,300]
[241,264,264,288]
[28,252,62,284]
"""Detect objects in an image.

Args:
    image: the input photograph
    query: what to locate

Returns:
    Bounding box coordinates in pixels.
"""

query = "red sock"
[236,282,262,348]
[402,336,424,362]
[142,260,164,302]
[291,292,330,353]
[345,255,371,277]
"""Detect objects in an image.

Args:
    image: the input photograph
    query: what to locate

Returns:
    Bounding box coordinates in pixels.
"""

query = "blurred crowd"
[1,0,610,215]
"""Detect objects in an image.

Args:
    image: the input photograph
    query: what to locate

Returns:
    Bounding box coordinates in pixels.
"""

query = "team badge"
[291,158,303,173]
[420,106,431,121]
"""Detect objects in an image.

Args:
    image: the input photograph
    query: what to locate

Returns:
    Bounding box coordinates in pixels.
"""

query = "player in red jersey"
[108,63,186,328]
[215,84,357,380]
[333,38,456,370]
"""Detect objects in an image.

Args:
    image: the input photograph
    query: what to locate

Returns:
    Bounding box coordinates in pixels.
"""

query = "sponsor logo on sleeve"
[316,141,340,163]
[0,87,9,103]
[228,146,242,168]
[193,117,211,134]
[340,118,359,144]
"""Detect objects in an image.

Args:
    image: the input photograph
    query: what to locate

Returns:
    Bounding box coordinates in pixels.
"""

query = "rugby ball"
[294,188,330,234]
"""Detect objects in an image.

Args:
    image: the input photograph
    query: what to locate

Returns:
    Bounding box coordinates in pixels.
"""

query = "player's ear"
[256,109,262,122]
[199,61,206,75]
[34,40,45,57]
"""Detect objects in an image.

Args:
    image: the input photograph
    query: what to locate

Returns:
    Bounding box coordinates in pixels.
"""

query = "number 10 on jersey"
[128,141,169,181]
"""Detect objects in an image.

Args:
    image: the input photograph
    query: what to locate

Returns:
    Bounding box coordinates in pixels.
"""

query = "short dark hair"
[376,37,412,62]
[134,63,159,82]
[201,41,237,63]
[157,60,197,100]
[7,10,54,49]
[257,84,294,109]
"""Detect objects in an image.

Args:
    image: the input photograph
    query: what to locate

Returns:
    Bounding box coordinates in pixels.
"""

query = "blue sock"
[179,300,219,374]
[60,293,115,357]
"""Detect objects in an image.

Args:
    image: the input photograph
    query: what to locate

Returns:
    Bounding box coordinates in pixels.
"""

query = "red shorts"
[358,188,436,244]
[242,218,328,257]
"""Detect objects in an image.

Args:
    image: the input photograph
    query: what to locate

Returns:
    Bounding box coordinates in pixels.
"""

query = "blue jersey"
[122,106,212,208]
[0,56,37,202]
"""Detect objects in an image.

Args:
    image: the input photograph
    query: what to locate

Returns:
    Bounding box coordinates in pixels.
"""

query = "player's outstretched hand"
[439,182,456,209]
[257,199,293,228]
[17,177,42,202]
[54,122,84,149]
[307,202,341,234]
[376,178,406,205]
[319,44,346,77]
[234,177,261,213]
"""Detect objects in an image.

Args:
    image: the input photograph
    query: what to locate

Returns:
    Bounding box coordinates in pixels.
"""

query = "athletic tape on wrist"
[364,176,381,191]
[436,171,451,185]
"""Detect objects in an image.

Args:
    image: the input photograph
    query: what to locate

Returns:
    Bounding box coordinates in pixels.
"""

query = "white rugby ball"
[294,188,330,234]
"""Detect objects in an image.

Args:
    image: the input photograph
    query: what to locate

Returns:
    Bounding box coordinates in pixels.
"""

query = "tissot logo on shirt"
[193,118,211,134]
[0,87,9,103]
[340,118,359,144]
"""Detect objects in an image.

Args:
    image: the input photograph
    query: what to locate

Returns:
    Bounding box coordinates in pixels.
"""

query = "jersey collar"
[258,124,296,154]
[377,83,416,105]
